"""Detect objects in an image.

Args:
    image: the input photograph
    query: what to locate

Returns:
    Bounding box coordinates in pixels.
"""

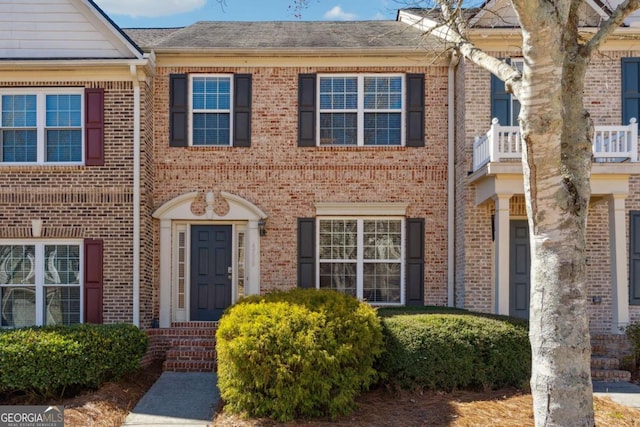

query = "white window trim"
[0,239,84,327]
[0,88,85,166]
[510,59,524,126]
[188,74,234,147]
[315,217,405,306]
[316,74,406,147]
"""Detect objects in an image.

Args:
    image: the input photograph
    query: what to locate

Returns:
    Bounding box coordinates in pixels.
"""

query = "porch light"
[258,219,266,237]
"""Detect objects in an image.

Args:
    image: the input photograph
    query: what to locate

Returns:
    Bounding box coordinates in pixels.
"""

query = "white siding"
[0,0,136,58]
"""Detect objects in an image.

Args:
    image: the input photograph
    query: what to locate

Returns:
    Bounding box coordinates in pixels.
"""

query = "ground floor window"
[0,241,82,327]
[318,218,403,304]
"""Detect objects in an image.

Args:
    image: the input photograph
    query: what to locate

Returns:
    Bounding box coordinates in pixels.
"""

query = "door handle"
[228,266,232,280]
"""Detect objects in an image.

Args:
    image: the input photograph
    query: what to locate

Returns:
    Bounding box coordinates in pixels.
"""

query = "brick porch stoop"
[591,334,633,382]
[142,322,219,372]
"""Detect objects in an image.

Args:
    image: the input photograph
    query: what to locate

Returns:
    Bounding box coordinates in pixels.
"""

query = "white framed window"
[317,218,404,304]
[0,241,83,328]
[0,89,84,164]
[190,74,233,146]
[318,74,405,146]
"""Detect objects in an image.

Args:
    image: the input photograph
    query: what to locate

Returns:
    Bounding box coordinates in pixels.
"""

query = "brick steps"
[590,334,633,383]
[146,322,219,373]
[591,369,632,382]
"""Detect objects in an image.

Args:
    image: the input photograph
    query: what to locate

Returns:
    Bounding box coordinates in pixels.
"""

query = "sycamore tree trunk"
[513,2,594,425]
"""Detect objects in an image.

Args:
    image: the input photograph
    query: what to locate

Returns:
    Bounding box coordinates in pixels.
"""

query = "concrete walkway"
[123,372,219,427]
[593,380,640,410]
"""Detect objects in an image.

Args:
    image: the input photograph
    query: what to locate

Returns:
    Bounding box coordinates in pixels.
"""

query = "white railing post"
[630,117,638,162]
[490,118,500,163]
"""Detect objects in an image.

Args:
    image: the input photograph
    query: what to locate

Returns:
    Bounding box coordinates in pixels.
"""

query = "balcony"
[473,118,638,172]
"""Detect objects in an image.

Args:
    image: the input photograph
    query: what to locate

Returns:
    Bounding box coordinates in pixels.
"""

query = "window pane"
[193,113,230,145]
[45,286,80,326]
[2,129,37,162]
[319,262,356,297]
[319,77,357,109]
[319,219,357,260]
[46,94,81,127]
[44,245,80,285]
[364,76,402,110]
[363,220,402,260]
[319,113,357,145]
[192,77,231,110]
[46,129,82,162]
[0,245,36,285]
[1,286,36,327]
[2,95,37,127]
[364,113,401,146]
[363,262,401,303]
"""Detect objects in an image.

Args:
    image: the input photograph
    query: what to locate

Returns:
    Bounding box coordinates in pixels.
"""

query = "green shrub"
[216,289,383,422]
[377,311,530,391]
[0,323,148,398]
[625,322,640,368]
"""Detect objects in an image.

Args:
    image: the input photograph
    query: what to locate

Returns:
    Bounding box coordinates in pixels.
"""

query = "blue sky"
[93,0,401,28]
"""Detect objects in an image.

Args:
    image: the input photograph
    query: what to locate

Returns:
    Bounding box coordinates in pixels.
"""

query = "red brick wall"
[151,65,450,310]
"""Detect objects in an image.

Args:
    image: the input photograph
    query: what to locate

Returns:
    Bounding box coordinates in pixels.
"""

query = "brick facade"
[150,65,450,320]
[456,49,640,333]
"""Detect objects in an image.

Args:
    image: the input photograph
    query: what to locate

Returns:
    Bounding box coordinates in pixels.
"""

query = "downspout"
[130,64,141,327]
[447,52,459,307]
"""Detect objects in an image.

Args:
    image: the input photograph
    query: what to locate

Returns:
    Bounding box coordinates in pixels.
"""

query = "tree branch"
[586,0,640,55]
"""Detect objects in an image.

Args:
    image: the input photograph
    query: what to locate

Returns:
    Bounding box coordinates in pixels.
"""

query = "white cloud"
[324,5,358,20]
[371,12,385,20]
[94,0,207,18]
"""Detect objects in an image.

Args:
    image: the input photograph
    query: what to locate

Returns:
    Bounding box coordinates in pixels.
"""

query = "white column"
[494,194,511,316]
[245,220,261,296]
[609,194,629,333]
[159,219,172,328]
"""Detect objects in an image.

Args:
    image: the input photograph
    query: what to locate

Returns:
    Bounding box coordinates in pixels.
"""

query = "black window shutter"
[406,73,425,147]
[406,218,425,306]
[84,238,104,324]
[622,58,640,125]
[169,74,188,147]
[233,74,252,147]
[298,74,317,147]
[491,59,511,126]
[630,211,640,305]
[297,218,316,288]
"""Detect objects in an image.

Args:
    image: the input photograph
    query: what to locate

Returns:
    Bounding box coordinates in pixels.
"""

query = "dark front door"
[190,225,232,321]
[510,220,530,319]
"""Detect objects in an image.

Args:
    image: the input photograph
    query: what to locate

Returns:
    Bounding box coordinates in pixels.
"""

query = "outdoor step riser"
[591,369,632,382]
[166,349,216,361]
[168,339,217,349]
[163,360,217,373]
[591,357,620,370]
[157,329,217,338]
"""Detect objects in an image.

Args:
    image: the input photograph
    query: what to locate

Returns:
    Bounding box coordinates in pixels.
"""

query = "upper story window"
[490,59,523,126]
[1,90,84,164]
[169,73,252,148]
[191,75,232,146]
[298,73,425,148]
[0,241,82,327]
[318,75,404,146]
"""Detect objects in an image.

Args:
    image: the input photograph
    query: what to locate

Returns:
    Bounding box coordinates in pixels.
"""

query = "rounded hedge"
[216,289,383,422]
[377,313,530,391]
[0,323,148,398]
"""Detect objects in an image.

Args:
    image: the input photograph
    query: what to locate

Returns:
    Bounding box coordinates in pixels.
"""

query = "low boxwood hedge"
[216,289,383,422]
[0,323,148,398]
[376,308,530,391]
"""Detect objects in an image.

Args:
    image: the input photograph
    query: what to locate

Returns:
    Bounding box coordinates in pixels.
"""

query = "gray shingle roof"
[123,28,183,50]
[125,21,445,52]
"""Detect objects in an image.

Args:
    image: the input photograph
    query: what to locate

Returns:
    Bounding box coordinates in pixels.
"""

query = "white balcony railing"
[472,118,638,172]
